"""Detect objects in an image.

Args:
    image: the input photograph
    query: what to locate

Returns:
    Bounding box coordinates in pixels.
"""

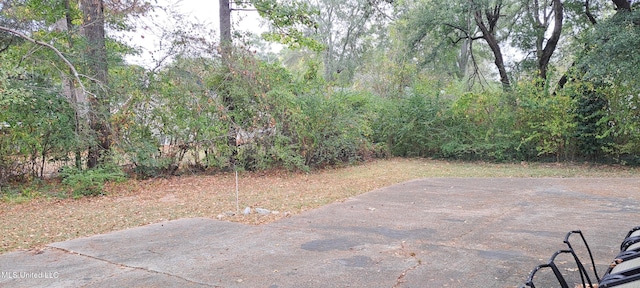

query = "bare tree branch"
[0,25,88,95]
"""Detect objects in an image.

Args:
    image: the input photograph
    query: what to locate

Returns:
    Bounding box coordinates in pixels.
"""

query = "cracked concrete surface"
[1,178,639,287]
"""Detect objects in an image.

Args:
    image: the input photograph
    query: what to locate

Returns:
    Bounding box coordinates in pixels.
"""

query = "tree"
[400,0,516,90]
[217,0,321,51]
[219,0,232,57]
[471,0,511,90]
[398,0,475,82]
[0,1,84,182]
[530,0,563,81]
[216,0,323,168]
[252,0,321,50]
[311,0,391,83]
[576,7,640,157]
[80,0,111,168]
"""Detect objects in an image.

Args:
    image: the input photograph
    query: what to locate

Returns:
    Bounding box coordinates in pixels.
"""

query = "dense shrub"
[114,48,386,175]
[0,63,78,184]
[7,43,640,189]
[296,90,381,167]
[514,83,577,161]
[445,91,519,161]
[374,92,450,157]
[59,164,126,198]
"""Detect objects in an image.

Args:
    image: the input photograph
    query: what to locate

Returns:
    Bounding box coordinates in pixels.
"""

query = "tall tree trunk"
[456,38,470,79]
[473,6,510,91]
[219,0,231,57]
[537,0,564,81]
[219,0,237,168]
[80,0,110,168]
[456,14,474,80]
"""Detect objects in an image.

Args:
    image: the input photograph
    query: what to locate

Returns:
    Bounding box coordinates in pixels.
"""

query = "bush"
[0,63,78,182]
[515,83,577,161]
[446,91,519,161]
[59,164,126,198]
[296,90,380,167]
[379,92,450,157]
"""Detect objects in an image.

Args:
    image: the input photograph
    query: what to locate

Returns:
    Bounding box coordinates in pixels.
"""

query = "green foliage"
[560,80,612,159]
[446,90,518,161]
[354,47,418,98]
[580,10,640,89]
[373,78,583,162]
[0,55,78,184]
[59,164,125,198]
[1,180,67,203]
[515,82,577,161]
[296,90,381,167]
[375,91,449,157]
[596,83,640,163]
[214,49,382,170]
[571,9,640,161]
[396,0,470,79]
[120,125,175,178]
[0,61,29,106]
[4,0,640,199]
[114,47,389,174]
[252,0,324,51]
[1,182,38,203]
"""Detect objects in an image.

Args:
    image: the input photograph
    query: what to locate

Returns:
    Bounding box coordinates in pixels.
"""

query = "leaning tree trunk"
[80,0,110,168]
[537,0,564,81]
[473,6,510,91]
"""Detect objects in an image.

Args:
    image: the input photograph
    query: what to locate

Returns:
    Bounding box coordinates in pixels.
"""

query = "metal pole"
[235,170,239,214]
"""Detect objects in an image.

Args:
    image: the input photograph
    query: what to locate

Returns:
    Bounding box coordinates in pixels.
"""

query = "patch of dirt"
[1,158,638,254]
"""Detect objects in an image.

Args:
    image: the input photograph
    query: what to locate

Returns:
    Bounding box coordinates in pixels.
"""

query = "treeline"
[1,0,640,197]
[1,47,638,191]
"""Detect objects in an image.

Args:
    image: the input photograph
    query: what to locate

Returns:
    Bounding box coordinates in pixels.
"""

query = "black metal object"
[620,226,640,252]
[524,230,599,288]
[598,226,640,287]
[523,249,573,288]
[621,236,640,252]
[524,227,640,288]
[599,267,640,288]
[564,230,600,285]
[624,227,640,239]
[603,249,640,276]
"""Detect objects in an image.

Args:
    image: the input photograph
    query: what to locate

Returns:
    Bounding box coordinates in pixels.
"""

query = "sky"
[122,0,265,67]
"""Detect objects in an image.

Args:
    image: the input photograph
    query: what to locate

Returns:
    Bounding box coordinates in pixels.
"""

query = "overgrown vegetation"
[0,0,639,197]
[59,164,126,198]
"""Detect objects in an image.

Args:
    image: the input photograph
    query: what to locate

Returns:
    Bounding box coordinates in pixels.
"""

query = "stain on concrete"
[443,218,467,223]
[373,227,436,240]
[301,238,359,252]
[316,226,436,241]
[336,255,374,268]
